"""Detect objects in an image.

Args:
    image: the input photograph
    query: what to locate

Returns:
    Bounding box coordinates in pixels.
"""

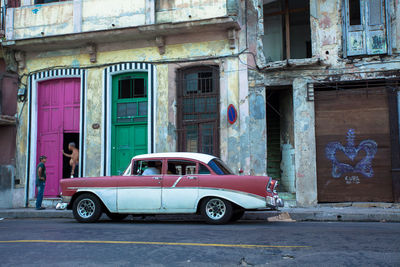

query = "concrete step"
[29,198,62,209]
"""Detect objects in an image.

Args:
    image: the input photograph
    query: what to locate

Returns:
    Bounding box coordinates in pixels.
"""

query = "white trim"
[26,69,87,202]
[102,63,157,176]
[133,152,216,164]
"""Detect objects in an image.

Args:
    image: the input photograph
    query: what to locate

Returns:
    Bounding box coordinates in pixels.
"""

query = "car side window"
[199,164,211,175]
[133,160,163,176]
[167,160,197,175]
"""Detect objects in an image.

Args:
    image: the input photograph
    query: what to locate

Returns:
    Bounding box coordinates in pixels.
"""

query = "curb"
[1,209,400,222]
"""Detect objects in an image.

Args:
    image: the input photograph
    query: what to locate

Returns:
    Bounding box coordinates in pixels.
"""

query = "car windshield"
[208,158,234,175]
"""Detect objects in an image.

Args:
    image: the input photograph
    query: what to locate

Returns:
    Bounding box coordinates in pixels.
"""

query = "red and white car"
[60,152,283,224]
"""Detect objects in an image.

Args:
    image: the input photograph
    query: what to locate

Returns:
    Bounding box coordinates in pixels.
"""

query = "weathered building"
[254,0,400,205]
[2,0,399,208]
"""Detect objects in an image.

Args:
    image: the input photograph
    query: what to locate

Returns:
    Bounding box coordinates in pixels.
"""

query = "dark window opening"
[349,0,361,25]
[62,133,79,179]
[167,160,197,175]
[118,78,147,99]
[134,78,145,98]
[118,79,133,99]
[199,164,211,174]
[263,0,311,62]
[177,66,220,157]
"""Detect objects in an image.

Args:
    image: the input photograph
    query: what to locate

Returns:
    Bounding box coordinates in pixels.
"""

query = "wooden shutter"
[344,0,388,56]
[345,0,366,56]
[365,0,387,54]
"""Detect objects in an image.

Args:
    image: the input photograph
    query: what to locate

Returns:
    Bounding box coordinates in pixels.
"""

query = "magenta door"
[37,78,80,197]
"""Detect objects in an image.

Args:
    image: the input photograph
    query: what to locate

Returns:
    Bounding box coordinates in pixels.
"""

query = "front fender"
[73,188,117,212]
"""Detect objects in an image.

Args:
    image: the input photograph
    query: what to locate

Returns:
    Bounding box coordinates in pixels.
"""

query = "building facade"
[2,0,399,207]
[0,52,18,208]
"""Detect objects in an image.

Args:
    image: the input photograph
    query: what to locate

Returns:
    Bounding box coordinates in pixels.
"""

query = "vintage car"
[60,152,283,224]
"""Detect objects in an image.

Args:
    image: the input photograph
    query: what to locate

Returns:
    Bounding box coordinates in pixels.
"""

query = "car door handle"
[187,176,197,180]
[153,177,162,180]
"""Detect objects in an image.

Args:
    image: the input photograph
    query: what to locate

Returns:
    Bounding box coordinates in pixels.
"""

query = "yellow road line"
[0,240,309,249]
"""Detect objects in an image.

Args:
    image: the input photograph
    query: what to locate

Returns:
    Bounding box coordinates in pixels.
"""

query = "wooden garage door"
[315,87,393,202]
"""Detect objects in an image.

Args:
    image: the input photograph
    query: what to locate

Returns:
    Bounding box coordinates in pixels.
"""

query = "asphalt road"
[0,217,399,266]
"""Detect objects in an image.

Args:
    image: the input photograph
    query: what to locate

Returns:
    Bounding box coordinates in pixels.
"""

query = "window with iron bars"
[177,66,220,157]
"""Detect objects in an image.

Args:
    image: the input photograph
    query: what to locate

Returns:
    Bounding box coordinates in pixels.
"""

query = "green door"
[112,72,148,175]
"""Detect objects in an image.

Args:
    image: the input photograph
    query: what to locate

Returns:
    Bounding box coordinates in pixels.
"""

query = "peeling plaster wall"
[293,78,317,206]
[12,1,74,39]
[156,0,227,23]
[8,0,228,41]
[81,0,146,32]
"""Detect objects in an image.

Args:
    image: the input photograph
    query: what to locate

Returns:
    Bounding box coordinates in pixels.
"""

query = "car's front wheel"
[72,194,103,223]
[201,197,233,224]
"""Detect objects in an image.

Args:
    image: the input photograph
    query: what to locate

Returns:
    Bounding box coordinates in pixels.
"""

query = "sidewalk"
[1,205,400,222]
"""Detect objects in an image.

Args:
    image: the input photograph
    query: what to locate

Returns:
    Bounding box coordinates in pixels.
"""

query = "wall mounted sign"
[227,104,237,125]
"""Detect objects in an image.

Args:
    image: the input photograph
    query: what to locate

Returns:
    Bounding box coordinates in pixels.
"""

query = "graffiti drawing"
[325,129,378,178]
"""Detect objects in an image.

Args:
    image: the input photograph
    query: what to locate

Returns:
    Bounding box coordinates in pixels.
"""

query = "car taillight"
[273,180,279,192]
[269,179,278,192]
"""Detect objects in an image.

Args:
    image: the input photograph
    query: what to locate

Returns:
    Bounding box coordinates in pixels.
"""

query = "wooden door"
[37,78,80,197]
[315,87,393,202]
[111,73,148,175]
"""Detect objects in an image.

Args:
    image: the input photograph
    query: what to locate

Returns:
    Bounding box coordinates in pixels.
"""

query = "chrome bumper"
[266,196,284,209]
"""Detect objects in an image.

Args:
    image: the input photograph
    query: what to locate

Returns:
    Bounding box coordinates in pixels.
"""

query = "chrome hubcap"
[205,198,226,220]
[77,198,95,218]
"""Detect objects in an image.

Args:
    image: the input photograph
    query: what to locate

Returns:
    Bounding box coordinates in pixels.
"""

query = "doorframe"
[102,63,157,176]
[25,69,87,206]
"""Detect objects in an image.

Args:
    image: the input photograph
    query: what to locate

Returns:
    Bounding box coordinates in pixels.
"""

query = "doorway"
[36,78,80,197]
[266,87,295,192]
[111,73,148,175]
[62,133,79,178]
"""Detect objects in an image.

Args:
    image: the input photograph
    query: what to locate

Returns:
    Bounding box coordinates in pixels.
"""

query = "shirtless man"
[62,142,79,178]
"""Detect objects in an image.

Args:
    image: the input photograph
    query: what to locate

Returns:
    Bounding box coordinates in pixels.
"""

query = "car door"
[117,159,163,212]
[162,159,199,211]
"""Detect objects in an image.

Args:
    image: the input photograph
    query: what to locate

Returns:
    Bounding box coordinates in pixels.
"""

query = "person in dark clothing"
[36,155,47,210]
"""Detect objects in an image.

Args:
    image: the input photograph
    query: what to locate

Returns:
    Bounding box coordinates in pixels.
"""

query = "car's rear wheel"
[230,209,245,222]
[106,212,128,221]
[73,194,103,223]
[201,197,233,224]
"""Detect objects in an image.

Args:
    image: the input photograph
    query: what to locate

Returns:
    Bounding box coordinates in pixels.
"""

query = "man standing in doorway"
[36,155,47,210]
[62,142,79,178]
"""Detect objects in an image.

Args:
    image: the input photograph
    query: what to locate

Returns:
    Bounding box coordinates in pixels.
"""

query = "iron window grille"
[177,66,220,157]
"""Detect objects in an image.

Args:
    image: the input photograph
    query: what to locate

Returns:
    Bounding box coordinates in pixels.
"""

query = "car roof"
[132,152,216,164]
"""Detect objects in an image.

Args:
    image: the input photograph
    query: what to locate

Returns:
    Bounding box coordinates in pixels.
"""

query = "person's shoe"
[36,207,46,210]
